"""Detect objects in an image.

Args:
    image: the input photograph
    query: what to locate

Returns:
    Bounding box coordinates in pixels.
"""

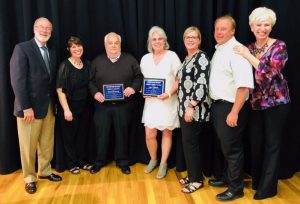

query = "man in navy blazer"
[10,17,62,194]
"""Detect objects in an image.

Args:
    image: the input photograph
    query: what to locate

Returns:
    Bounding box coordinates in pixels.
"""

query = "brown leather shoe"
[38,173,62,182]
[25,182,36,194]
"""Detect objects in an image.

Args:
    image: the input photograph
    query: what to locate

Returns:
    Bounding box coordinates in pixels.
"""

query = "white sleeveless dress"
[140,50,181,130]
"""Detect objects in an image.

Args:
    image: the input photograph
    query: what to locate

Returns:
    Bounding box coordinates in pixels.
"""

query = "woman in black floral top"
[177,26,211,193]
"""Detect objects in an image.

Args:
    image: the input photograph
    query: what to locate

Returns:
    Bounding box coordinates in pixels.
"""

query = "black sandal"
[70,167,80,174]
[179,177,190,185]
[82,164,93,171]
[182,182,204,193]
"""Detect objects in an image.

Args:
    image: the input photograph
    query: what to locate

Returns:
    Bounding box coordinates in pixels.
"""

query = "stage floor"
[0,163,299,204]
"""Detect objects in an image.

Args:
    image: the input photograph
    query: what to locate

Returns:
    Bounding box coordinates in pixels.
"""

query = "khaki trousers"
[17,104,55,183]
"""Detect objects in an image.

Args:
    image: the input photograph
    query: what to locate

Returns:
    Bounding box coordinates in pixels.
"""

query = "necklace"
[186,49,199,60]
[69,58,82,66]
[253,41,268,55]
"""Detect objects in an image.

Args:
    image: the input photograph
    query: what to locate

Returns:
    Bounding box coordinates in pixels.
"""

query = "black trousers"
[58,100,90,169]
[211,128,226,180]
[93,102,132,167]
[211,101,249,194]
[179,118,205,182]
[249,103,290,195]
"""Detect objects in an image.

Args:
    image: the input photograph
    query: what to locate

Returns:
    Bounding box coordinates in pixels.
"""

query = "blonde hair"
[249,7,277,27]
[147,26,169,53]
[214,15,236,29]
[183,26,202,40]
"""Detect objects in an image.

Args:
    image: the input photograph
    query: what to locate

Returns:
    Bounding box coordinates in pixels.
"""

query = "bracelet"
[167,92,172,98]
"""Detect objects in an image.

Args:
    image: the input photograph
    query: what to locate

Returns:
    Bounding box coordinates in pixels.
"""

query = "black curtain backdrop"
[1,0,299,178]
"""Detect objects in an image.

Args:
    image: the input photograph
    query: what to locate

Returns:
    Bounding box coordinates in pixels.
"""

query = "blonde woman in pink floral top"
[234,7,290,200]
[248,39,290,109]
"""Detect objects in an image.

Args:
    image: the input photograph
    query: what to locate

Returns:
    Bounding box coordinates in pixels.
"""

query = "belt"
[105,101,120,105]
[105,100,128,105]
[212,99,232,104]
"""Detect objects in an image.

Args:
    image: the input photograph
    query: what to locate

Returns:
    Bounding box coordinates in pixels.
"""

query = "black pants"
[93,102,132,167]
[211,101,249,194]
[58,100,90,169]
[249,103,290,195]
[180,118,205,182]
[211,128,226,181]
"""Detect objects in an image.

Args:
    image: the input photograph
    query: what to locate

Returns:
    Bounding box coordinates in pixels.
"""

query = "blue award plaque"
[143,78,165,96]
[103,84,124,101]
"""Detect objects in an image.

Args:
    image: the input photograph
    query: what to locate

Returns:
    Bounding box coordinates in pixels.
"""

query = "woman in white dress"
[141,26,181,179]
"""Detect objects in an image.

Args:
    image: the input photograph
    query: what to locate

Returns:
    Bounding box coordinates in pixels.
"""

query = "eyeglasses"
[184,36,199,40]
[35,25,52,31]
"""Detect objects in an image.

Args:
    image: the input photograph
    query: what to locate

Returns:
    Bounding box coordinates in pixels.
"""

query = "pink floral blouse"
[248,40,290,110]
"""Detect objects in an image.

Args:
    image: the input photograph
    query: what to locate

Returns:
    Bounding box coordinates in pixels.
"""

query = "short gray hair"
[147,26,169,53]
[249,7,277,27]
[33,17,52,28]
[104,32,122,44]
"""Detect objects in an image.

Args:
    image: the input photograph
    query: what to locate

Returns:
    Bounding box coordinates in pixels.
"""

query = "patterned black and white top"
[177,50,211,122]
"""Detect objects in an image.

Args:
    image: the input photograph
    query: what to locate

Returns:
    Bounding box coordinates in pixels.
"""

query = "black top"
[177,50,211,122]
[56,59,90,101]
[89,53,143,101]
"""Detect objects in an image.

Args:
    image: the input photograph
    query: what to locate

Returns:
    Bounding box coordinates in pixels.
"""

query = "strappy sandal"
[179,176,190,185]
[70,167,80,174]
[82,164,93,171]
[144,160,158,173]
[182,182,204,194]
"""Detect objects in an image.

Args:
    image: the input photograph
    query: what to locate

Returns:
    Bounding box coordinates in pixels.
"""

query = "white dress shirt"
[209,37,254,103]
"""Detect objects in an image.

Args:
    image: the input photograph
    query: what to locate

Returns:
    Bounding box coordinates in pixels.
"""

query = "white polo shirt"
[209,37,254,103]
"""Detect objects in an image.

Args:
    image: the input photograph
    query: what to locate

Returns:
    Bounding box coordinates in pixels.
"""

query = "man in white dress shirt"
[208,15,254,201]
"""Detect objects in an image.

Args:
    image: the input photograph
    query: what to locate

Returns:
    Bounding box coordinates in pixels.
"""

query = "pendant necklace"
[253,40,269,55]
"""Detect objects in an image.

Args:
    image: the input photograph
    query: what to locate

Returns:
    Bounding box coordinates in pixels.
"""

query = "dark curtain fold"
[1,0,299,178]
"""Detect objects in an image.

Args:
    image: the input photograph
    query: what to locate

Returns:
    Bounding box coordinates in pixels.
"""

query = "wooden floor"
[0,163,299,204]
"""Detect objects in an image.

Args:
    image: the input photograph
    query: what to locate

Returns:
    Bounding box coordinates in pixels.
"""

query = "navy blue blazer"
[10,38,57,119]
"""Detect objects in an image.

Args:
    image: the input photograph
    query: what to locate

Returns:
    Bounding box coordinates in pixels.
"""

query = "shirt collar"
[34,38,47,49]
[107,53,121,63]
[215,36,236,50]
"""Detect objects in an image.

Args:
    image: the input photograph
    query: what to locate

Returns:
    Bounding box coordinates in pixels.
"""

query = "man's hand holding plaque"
[124,87,135,97]
[103,84,125,101]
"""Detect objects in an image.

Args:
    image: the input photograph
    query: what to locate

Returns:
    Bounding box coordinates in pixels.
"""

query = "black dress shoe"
[25,182,36,194]
[254,192,276,200]
[90,164,102,174]
[216,190,244,201]
[208,179,227,187]
[119,166,131,175]
[252,180,258,190]
[38,173,62,182]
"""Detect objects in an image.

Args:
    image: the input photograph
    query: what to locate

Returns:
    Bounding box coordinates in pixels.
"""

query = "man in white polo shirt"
[209,15,254,201]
